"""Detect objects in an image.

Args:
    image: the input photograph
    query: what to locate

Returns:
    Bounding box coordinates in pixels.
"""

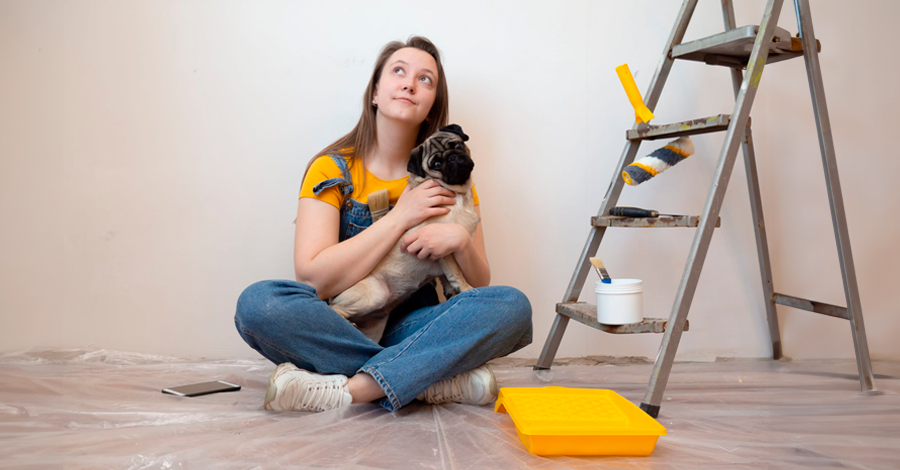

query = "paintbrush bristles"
[367,188,391,222]
[367,189,390,212]
[589,257,612,284]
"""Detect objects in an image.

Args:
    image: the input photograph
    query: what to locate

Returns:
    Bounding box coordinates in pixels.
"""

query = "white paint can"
[595,279,644,325]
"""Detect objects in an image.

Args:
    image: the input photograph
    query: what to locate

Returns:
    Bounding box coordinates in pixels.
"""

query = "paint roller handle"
[609,206,660,218]
[615,64,655,124]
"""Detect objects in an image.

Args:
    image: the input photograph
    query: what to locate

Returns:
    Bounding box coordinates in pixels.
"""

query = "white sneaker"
[417,364,498,406]
[264,363,353,412]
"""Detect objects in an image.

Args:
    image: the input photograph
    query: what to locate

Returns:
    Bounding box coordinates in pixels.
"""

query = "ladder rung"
[557,302,688,334]
[626,114,735,141]
[671,25,819,69]
[774,293,850,320]
[592,215,721,228]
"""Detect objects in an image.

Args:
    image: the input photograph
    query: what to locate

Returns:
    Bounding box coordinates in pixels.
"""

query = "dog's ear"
[439,124,469,142]
[407,143,427,177]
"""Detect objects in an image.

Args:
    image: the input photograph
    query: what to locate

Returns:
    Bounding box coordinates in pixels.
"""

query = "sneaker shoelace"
[280,373,347,412]
[422,373,468,404]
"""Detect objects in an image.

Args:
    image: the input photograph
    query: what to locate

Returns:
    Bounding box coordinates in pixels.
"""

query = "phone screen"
[162,380,241,397]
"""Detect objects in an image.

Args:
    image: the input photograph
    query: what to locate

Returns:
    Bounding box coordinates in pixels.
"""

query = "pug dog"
[330,124,478,342]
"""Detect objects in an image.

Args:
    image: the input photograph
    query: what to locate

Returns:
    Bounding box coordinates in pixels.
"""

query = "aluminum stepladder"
[533,0,876,418]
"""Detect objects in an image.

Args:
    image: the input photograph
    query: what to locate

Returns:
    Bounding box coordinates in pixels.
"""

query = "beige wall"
[1,0,898,361]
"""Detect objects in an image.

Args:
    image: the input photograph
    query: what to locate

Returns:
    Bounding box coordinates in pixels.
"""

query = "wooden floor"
[1,349,898,469]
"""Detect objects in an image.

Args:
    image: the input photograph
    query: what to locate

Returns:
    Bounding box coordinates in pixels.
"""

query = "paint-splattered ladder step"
[556,302,689,335]
[626,114,735,141]
[592,215,721,228]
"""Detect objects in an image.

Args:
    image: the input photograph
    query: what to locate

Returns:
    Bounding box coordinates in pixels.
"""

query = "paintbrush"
[589,257,612,284]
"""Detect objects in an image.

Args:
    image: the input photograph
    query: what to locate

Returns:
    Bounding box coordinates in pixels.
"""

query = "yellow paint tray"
[494,386,666,456]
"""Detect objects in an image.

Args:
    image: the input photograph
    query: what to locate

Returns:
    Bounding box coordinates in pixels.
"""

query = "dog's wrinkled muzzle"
[442,152,475,185]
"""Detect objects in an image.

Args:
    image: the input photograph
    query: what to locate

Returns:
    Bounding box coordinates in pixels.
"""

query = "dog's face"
[407,124,474,187]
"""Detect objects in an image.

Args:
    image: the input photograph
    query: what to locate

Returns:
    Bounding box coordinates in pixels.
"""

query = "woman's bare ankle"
[347,372,386,403]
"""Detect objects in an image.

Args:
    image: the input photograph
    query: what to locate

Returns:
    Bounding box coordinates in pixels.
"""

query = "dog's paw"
[442,286,458,300]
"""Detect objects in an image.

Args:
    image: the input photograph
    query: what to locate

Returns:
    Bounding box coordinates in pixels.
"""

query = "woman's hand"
[388,179,456,230]
[401,223,470,260]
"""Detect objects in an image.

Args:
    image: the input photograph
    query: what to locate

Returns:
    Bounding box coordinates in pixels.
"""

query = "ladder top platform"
[672,25,820,68]
[557,302,688,335]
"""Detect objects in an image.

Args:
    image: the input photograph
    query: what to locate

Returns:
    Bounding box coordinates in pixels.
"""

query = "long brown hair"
[302,36,450,196]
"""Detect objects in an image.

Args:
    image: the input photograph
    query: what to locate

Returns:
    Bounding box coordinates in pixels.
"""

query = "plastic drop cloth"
[1,349,899,470]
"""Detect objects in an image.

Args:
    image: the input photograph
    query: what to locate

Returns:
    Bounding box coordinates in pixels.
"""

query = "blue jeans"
[234,280,532,411]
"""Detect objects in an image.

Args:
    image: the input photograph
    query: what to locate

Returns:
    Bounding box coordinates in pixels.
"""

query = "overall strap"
[311,154,355,200]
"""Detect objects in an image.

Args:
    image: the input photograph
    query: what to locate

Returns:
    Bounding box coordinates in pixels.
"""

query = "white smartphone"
[162,380,241,397]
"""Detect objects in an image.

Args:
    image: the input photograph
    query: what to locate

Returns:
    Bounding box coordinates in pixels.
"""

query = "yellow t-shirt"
[299,155,480,208]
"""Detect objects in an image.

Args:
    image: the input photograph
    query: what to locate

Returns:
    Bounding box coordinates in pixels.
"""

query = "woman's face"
[372,47,439,126]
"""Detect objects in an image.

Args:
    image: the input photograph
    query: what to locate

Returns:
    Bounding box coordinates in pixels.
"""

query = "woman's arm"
[294,179,457,299]
[446,206,490,287]
[294,198,405,299]
[400,205,491,288]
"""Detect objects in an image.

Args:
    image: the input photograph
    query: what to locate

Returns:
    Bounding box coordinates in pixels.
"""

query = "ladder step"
[592,215,721,228]
[626,114,737,141]
[671,25,819,68]
[774,293,850,320]
[557,302,688,334]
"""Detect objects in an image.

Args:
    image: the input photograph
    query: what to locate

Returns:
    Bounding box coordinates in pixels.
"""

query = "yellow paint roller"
[615,64,654,124]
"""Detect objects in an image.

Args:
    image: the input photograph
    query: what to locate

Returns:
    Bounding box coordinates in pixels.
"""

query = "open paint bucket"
[595,279,643,325]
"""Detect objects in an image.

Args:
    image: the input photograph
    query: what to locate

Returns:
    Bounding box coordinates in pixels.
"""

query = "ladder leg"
[738,128,783,359]
[533,0,700,372]
[795,0,875,392]
[641,0,786,418]
[722,0,783,360]
[534,315,570,370]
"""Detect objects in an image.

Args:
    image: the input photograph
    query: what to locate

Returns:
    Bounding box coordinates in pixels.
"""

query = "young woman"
[234,36,532,413]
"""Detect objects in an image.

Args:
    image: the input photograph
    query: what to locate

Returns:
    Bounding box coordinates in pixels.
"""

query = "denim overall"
[234,155,533,411]
[311,154,379,242]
